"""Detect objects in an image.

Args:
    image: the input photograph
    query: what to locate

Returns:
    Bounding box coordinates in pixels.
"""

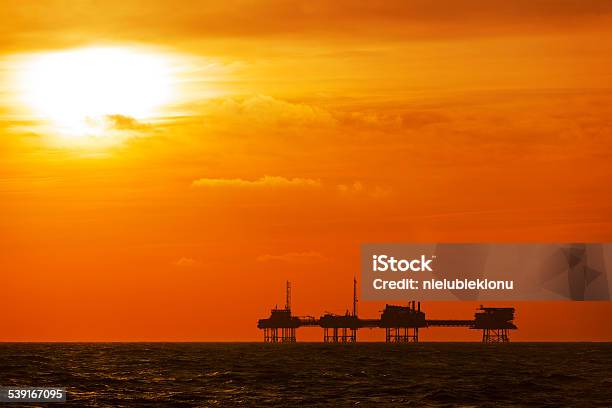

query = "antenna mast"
[353,277,358,317]
[285,280,291,311]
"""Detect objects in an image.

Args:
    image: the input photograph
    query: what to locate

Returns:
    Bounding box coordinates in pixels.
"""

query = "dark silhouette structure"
[319,279,360,342]
[257,281,517,343]
[379,302,427,343]
[474,306,517,342]
[258,281,300,343]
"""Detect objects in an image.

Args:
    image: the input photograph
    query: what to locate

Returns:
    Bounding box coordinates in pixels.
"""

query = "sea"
[0,343,610,407]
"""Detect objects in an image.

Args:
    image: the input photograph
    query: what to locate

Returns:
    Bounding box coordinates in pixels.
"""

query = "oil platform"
[257,280,517,343]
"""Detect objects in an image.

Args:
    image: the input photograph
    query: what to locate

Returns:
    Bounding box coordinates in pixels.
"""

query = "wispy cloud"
[192,175,321,188]
[174,257,200,267]
[338,181,391,198]
[103,114,149,131]
[256,251,326,264]
[194,95,336,128]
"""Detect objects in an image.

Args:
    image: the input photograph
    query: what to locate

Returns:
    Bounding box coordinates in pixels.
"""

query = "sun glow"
[17,47,175,140]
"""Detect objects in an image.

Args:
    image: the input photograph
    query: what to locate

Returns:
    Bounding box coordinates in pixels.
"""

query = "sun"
[17,46,175,140]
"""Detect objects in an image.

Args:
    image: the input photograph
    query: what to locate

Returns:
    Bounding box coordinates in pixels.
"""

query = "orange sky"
[1,0,612,341]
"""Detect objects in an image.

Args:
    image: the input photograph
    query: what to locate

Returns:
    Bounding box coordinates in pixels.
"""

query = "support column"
[264,327,297,343]
[280,327,296,343]
[264,328,279,343]
[385,327,419,343]
[482,328,510,343]
[324,327,358,343]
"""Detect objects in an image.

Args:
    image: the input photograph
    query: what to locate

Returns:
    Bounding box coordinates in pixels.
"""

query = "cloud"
[338,181,391,198]
[256,251,326,264]
[197,95,336,128]
[174,257,200,267]
[192,175,321,188]
[103,114,149,131]
[338,181,364,194]
[191,175,392,199]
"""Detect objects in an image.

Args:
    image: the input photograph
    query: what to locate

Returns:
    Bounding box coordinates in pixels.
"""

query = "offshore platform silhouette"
[257,280,517,343]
